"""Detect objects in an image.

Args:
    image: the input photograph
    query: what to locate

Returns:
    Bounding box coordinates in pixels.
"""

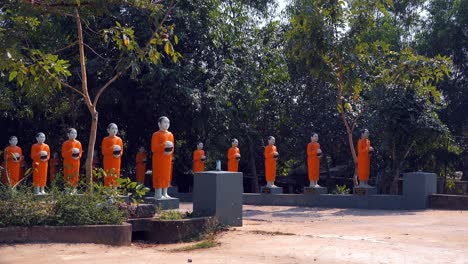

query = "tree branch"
[83,42,109,60]
[93,0,176,107]
[51,40,78,54]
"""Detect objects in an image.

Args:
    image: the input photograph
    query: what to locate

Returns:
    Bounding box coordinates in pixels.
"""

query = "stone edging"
[0,223,132,246]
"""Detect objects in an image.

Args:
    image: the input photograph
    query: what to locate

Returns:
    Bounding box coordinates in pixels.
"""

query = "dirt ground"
[1,203,467,264]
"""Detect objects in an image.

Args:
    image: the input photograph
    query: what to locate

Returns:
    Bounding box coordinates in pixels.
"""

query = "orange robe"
[49,157,59,183]
[152,130,174,188]
[135,152,147,183]
[307,142,320,181]
[193,149,205,172]
[264,145,277,182]
[62,139,82,187]
[20,159,26,179]
[357,139,371,181]
[31,143,50,187]
[4,146,22,186]
[227,147,240,172]
[101,136,123,187]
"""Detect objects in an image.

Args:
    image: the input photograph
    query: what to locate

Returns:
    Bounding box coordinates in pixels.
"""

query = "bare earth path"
[1,204,467,264]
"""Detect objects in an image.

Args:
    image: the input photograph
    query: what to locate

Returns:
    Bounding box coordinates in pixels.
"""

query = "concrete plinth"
[303,186,327,195]
[143,197,179,211]
[193,171,243,227]
[403,172,437,209]
[353,187,377,196]
[261,186,283,194]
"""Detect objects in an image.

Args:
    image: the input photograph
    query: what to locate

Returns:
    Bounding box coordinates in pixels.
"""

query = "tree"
[0,0,181,190]
[285,0,451,187]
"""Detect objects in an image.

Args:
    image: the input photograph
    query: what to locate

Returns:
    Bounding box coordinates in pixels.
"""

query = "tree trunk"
[85,110,98,191]
[336,63,358,186]
[75,7,95,192]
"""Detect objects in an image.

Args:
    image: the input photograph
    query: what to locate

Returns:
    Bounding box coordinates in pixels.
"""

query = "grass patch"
[249,230,295,236]
[171,240,219,252]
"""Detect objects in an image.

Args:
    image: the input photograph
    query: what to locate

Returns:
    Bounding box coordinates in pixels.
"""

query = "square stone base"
[261,186,283,194]
[303,186,327,195]
[143,197,179,210]
[353,187,377,196]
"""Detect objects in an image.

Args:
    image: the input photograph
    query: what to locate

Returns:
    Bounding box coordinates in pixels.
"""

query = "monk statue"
[264,136,279,187]
[135,146,147,184]
[102,123,123,187]
[193,142,206,173]
[227,138,241,172]
[357,129,374,187]
[307,133,322,187]
[4,136,22,187]
[152,116,174,199]
[62,128,82,194]
[31,132,50,195]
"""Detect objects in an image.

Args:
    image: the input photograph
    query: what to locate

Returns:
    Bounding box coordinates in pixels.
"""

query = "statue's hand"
[113,145,121,158]
[164,141,174,155]
[40,151,48,160]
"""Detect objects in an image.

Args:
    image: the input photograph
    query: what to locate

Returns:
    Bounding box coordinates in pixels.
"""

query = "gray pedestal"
[403,172,437,209]
[303,186,327,195]
[353,187,377,196]
[261,186,283,194]
[167,186,178,195]
[193,171,243,227]
[143,197,179,211]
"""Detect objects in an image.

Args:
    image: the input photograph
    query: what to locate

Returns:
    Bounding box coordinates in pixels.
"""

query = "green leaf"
[8,71,17,82]
[164,42,171,54]
[174,35,179,45]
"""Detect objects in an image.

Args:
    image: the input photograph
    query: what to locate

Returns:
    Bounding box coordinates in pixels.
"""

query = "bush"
[0,185,126,227]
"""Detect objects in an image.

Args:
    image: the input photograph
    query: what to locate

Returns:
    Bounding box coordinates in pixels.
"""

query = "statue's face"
[158,117,170,131]
[68,129,77,140]
[53,153,58,159]
[139,147,145,152]
[362,129,369,139]
[108,124,118,136]
[311,134,318,142]
[268,137,275,145]
[197,143,203,150]
[232,139,238,147]
[36,133,46,144]
[9,137,18,146]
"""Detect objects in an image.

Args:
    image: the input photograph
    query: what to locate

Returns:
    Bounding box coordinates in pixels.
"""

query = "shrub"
[0,185,125,227]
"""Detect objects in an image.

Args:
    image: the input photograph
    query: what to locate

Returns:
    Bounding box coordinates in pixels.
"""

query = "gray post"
[403,172,437,209]
[193,171,243,226]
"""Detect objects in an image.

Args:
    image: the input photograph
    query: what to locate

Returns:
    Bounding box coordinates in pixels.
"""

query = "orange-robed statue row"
[223,130,373,189]
[2,123,374,194]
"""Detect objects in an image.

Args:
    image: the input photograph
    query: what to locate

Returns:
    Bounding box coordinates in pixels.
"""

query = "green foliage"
[159,210,184,220]
[171,240,219,252]
[0,185,125,227]
[333,184,350,194]
[116,176,150,203]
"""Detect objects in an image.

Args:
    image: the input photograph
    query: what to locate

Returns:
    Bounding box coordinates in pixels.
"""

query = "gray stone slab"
[167,186,178,195]
[303,186,327,195]
[242,193,404,210]
[353,187,377,196]
[143,197,179,210]
[260,186,283,194]
[193,171,243,227]
[403,172,437,209]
